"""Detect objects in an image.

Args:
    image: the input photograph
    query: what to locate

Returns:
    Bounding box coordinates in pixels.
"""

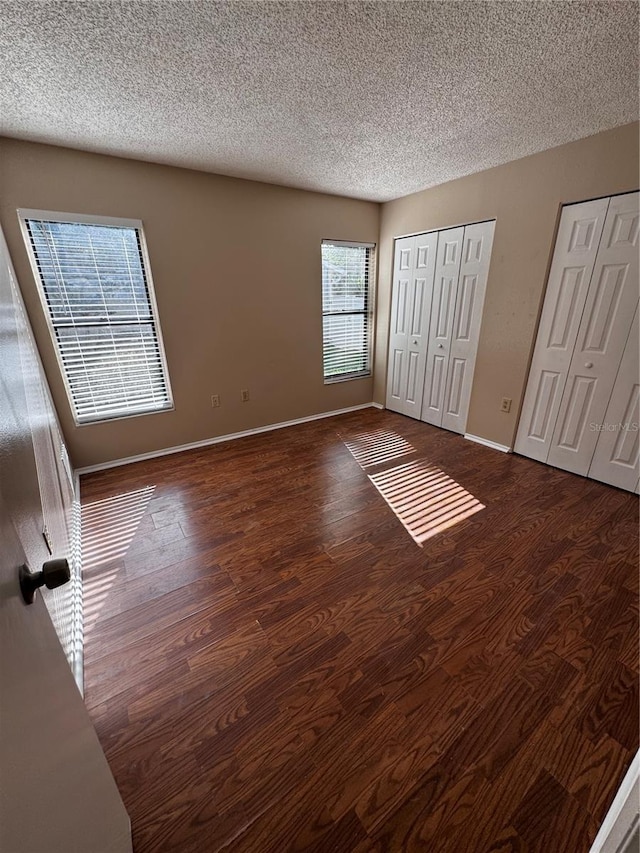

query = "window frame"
[321,238,376,384]
[17,209,174,426]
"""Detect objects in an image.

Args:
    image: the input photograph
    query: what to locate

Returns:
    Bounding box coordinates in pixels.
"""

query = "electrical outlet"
[211,394,220,408]
[241,389,250,402]
[500,397,512,413]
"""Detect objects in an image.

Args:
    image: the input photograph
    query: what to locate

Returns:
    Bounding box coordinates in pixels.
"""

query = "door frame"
[589,752,639,853]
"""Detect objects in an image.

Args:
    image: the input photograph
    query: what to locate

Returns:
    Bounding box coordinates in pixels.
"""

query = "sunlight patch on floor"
[81,485,155,632]
[82,485,156,570]
[369,460,485,545]
[343,428,416,469]
[83,565,121,634]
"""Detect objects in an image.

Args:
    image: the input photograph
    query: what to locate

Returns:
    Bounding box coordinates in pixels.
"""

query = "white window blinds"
[321,241,374,381]
[21,214,173,424]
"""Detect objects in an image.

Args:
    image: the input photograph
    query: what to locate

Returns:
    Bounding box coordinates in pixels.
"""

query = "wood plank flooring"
[81,409,639,852]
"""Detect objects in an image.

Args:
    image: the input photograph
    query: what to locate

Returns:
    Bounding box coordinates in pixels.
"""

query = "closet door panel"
[421,227,464,426]
[386,236,415,415]
[514,197,609,461]
[444,357,466,421]
[442,220,495,434]
[389,346,405,405]
[588,305,639,491]
[428,353,448,412]
[386,233,437,418]
[405,232,437,416]
[548,192,639,476]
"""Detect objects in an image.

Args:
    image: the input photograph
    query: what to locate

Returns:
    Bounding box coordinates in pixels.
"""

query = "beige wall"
[0,138,379,468]
[2,125,638,467]
[376,122,639,448]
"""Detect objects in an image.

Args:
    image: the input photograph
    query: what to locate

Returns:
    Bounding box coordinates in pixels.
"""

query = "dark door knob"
[19,558,71,605]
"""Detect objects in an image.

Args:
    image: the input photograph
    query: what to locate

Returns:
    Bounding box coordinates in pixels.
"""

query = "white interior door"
[421,226,464,426]
[442,220,495,434]
[588,303,640,491]
[514,197,609,461]
[547,192,639,475]
[11,239,82,681]
[386,232,437,418]
[0,226,132,852]
[386,235,414,415]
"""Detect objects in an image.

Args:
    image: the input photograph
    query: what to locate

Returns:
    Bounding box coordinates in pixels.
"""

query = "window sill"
[75,403,175,427]
[324,372,371,385]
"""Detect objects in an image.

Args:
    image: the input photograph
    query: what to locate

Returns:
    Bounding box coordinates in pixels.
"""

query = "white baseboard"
[370,401,385,410]
[464,433,512,453]
[77,403,377,475]
[589,751,639,853]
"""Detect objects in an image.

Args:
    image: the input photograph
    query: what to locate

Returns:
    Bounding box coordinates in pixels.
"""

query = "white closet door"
[588,304,640,491]
[386,236,415,415]
[421,227,464,426]
[547,191,640,475]
[405,232,438,417]
[514,197,609,461]
[386,233,437,418]
[442,220,495,434]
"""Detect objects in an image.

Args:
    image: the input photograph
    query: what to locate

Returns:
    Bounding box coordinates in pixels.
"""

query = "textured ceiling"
[0,1,638,202]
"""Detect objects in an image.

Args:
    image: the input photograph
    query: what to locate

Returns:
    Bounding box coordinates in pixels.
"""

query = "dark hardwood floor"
[81,409,639,852]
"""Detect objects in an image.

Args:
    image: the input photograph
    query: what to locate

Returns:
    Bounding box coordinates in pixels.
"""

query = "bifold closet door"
[441,220,495,434]
[386,232,437,417]
[514,197,609,462]
[421,227,464,426]
[387,220,495,430]
[515,190,639,492]
[421,221,494,433]
[547,192,639,475]
[588,305,640,492]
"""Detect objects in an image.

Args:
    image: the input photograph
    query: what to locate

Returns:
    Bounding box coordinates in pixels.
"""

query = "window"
[321,240,374,382]
[19,211,173,425]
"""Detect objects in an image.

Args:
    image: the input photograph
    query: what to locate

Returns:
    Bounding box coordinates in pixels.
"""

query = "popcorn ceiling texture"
[0,1,637,202]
